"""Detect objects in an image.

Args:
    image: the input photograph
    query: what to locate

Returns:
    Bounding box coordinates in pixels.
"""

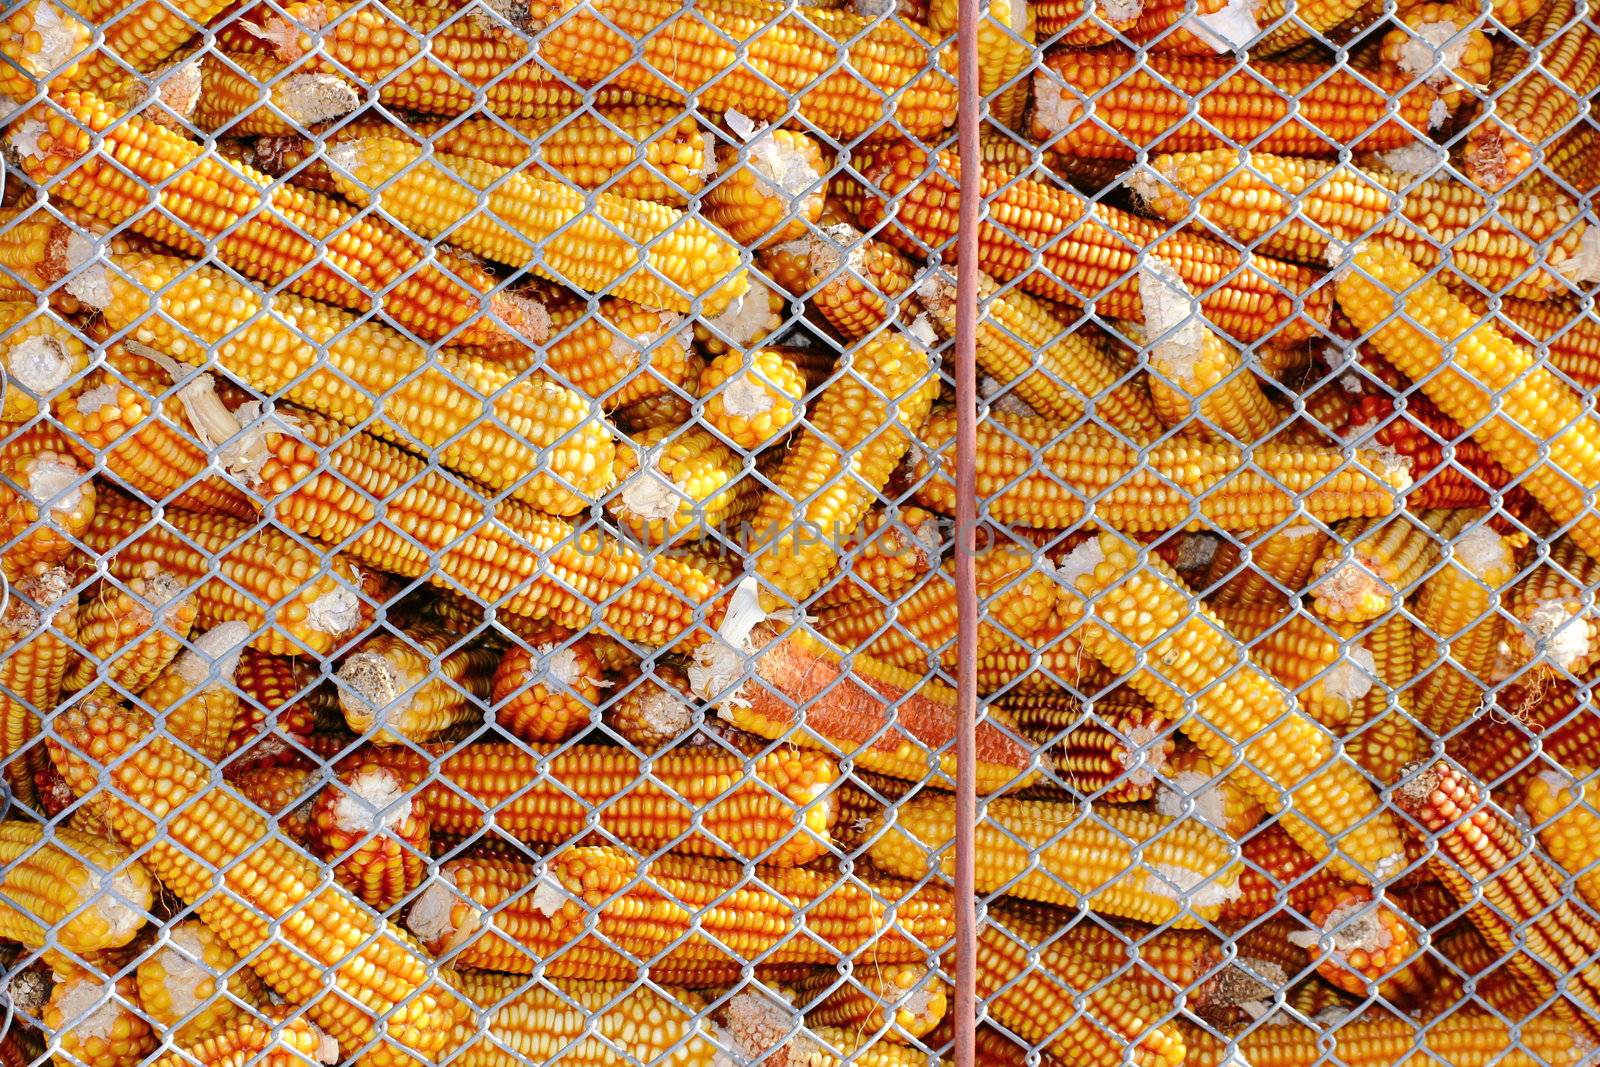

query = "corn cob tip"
[688,576,770,706]
[4,0,82,87]
[328,765,415,833]
[5,331,75,397]
[406,869,465,949]
[713,987,816,1067]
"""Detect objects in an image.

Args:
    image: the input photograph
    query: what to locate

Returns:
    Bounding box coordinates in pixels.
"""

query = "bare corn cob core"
[1524,769,1600,911]
[1057,533,1404,883]
[1337,242,1600,565]
[144,1010,336,1067]
[604,665,697,753]
[813,507,942,612]
[760,223,919,342]
[1211,523,1331,605]
[0,301,87,421]
[796,964,948,1041]
[1181,1010,1590,1067]
[1298,885,1434,1002]
[134,919,268,1043]
[48,697,469,1067]
[1311,510,1467,625]
[0,821,151,956]
[0,567,75,808]
[1135,151,1595,299]
[192,51,359,136]
[411,848,952,975]
[311,759,430,913]
[609,424,740,543]
[1412,523,1517,735]
[1210,601,1374,731]
[1396,760,1600,1038]
[856,140,1330,343]
[491,631,605,744]
[704,128,826,249]
[138,622,250,762]
[85,492,369,658]
[44,972,154,1067]
[0,445,91,579]
[338,628,497,745]
[696,348,806,452]
[0,0,90,103]
[11,92,544,353]
[1034,50,1447,160]
[64,566,195,693]
[912,408,1408,532]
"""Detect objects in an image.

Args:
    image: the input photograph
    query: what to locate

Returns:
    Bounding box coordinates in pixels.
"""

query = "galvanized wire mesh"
[0,0,1595,1064]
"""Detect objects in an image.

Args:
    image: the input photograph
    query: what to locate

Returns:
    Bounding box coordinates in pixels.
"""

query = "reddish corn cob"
[1546,122,1600,195]
[0,301,88,421]
[1157,745,1268,838]
[1005,690,1175,802]
[703,129,827,250]
[192,51,359,136]
[812,507,943,612]
[491,632,606,745]
[0,821,151,957]
[337,627,497,745]
[1339,243,1600,565]
[1211,523,1331,605]
[603,665,697,754]
[134,919,269,1043]
[1446,695,1600,794]
[853,140,1329,343]
[1035,50,1448,160]
[695,348,806,452]
[1058,533,1405,884]
[230,764,318,846]
[227,649,338,756]
[0,567,75,809]
[1311,510,1468,625]
[1211,601,1375,731]
[0,445,92,579]
[409,848,951,975]
[870,792,1240,926]
[311,759,430,913]
[1181,1011,1590,1067]
[795,964,949,1042]
[912,408,1408,533]
[513,296,700,413]
[63,566,195,694]
[608,424,740,544]
[83,492,371,658]
[1220,826,1347,928]
[48,697,469,1067]
[1524,769,1600,911]
[0,1,90,103]
[1396,761,1600,1038]
[11,92,544,353]
[1411,523,1517,735]
[1425,926,1544,1019]
[759,223,919,342]
[1332,387,1517,511]
[44,971,155,1067]
[1298,885,1435,1003]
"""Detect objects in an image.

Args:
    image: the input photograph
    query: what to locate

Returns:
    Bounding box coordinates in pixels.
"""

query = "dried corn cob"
[1211,523,1331,605]
[1504,538,1600,681]
[1379,4,1493,108]
[135,919,268,1043]
[143,1010,336,1067]
[63,566,195,694]
[704,128,826,250]
[0,821,151,957]
[230,764,318,846]
[1004,690,1174,802]
[760,223,919,342]
[44,972,154,1067]
[928,0,1034,127]
[609,424,740,544]
[913,408,1407,532]
[603,664,697,753]
[337,627,497,746]
[1058,534,1405,883]
[135,622,250,763]
[228,649,338,755]
[1333,386,1518,511]
[812,508,943,612]
[1032,0,1139,42]
[719,988,944,1066]
[1296,885,1434,1002]
[795,965,948,1042]
[192,51,358,136]
[1210,602,1374,730]
[48,697,469,1067]
[491,632,605,745]
[1524,769,1600,911]
[0,302,87,421]
[311,759,430,913]
[11,92,543,353]
[1411,523,1517,735]
[1396,760,1600,1038]
[1446,698,1600,793]
[0,0,90,103]
[1311,510,1467,625]
[1455,291,1600,392]
[1337,243,1600,564]
[1424,926,1544,1019]
[0,567,75,808]
[696,348,806,452]
[1156,746,1268,839]
[533,297,698,411]
[694,276,787,358]
[1181,1011,1589,1067]
[0,445,91,579]
[853,140,1329,343]
[1545,121,1600,195]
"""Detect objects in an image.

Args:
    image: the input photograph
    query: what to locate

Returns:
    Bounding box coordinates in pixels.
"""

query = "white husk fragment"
[1187,0,1260,52]
[1528,600,1590,670]
[1058,539,1106,593]
[1373,141,1447,177]
[639,683,695,739]
[725,109,759,141]
[17,1,76,78]
[504,289,552,344]
[62,231,111,310]
[1156,770,1229,829]
[72,382,119,416]
[1428,98,1449,131]
[333,766,413,833]
[1291,898,1392,954]
[1537,768,1576,795]
[173,621,249,686]
[407,871,464,944]
[1144,862,1240,908]
[537,643,584,688]
[916,272,957,318]
[323,139,366,181]
[25,454,80,512]
[619,448,682,522]
[530,874,570,918]
[93,869,149,943]
[307,585,361,637]
[1122,163,1164,208]
[1100,0,1143,19]
[705,288,774,348]
[157,925,212,1021]
[714,988,817,1067]
[6,120,46,160]
[1030,72,1074,132]
[1118,721,1168,790]
[277,73,361,126]
[1554,225,1600,283]
[982,378,1036,416]
[1141,256,1205,385]
[1318,560,1387,614]
[721,373,774,417]
[310,1025,339,1065]
[1325,645,1377,703]
[152,57,203,119]
[52,976,118,1041]
[691,576,767,706]
[748,130,815,201]
[1454,525,1510,575]
[7,334,72,395]
[906,313,938,352]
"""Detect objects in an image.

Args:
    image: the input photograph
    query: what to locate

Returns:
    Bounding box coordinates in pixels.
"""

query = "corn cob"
[192,51,358,136]
[718,988,944,1066]
[1058,534,1404,883]
[812,508,943,612]
[1379,4,1493,108]
[695,348,806,452]
[1157,745,1269,838]
[63,566,195,694]
[1333,386,1518,511]
[1410,523,1517,735]
[11,93,543,354]
[230,764,318,846]
[1340,244,1600,563]
[1209,602,1374,731]
[1295,885,1434,1003]
[1211,523,1331,605]
[0,443,90,580]
[694,276,787,358]
[760,223,919,342]
[227,649,338,757]
[916,270,1163,438]
[1453,291,1600,393]
[0,0,90,103]
[131,622,249,763]
[0,567,75,809]
[1524,769,1600,911]
[871,792,1240,925]
[1447,693,1600,794]
[0,302,87,421]
[928,0,1034,127]
[311,759,430,913]
[913,408,1408,532]
[1136,151,1593,299]
[1033,0,1139,43]
[0,821,151,957]
[1424,926,1544,1019]
[84,492,370,658]
[602,664,697,753]
[1464,0,1600,191]
[143,1010,337,1067]
[703,128,826,250]
[1004,690,1174,802]
[608,424,740,544]
[337,627,497,746]
[92,254,614,516]
[854,140,1328,343]
[795,965,948,1042]
[1035,51,1447,161]
[49,697,469,1067]
[1396,761,1600,1037]
[246,409,713,646]
[1504,537,1600,681]
[410,848,951,975]
[134,919,269,1043]
[0,203,91,310]
[744,331,936,606]
[328,136,746,316]
[43,972,154,1067]
[528,297,699,412]
[1311,510,1467,625]
[491,632,606,745]
[1182,1011,1589,1067]
[1546,122,1600,195]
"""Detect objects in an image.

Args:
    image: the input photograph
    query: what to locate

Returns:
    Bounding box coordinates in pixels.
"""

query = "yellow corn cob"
[928,0,1034,128]
[409,848,952,975]
[1339,243,1600,562]
[703,129,827,249]
[336,628,497,746]
[1545,122,1600,196]
[134,919,269,1043]
[404,742,834,866]
[48,697,469,1067]
[715,987,937,1065]
[0,567,75,809]
[0,302,87,422]
[1397,761,1600,1038]
[311,758,430,913]
[0,445,92,579]
[614,391,695,432]
[1504,537,1600,681]
[1033,0,1139,42]
[1379,4,1493,108]
[12,93,544,354]
[143,1009,336,1067]
[1524,769,1600,910]
[83,492,370,658]
[1345,709,1431,785]
[1211,523,1331,605]
[1346,607,1424,729]
[1158,745,1268,838]
[1309,510,1467,625]
[913,408,1407,532]
[1181,1011,1589,1067]
[745,331,937,606]
[0,821,151,957]
[694,275,788,357]
[192,51,358,136]
[1135,151,1592,300]
[608,424,740,544]
[1211,601,1375,731]
[813,507,943,612]
[696,348,806,452]
[854,140,1330,343]
[1411,522,1518,735]
[44,971,154,1067]
[1299,884,1435,1003]
[603,665,696,754]
[1459,292,1600,393]
[759,223,920,342]
[0,0,90,103]
[1056,532,1405,884]
[1464,0,1600,191]
[135,622,251,763]
[1035,51,1447,160]
[795,965,948,1042]
[519,297,700,413]
[63,566,196,694]
[491,631,606,745]
[916,270,1163,439]
[329,137,747,316]
[94,254,614,516]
